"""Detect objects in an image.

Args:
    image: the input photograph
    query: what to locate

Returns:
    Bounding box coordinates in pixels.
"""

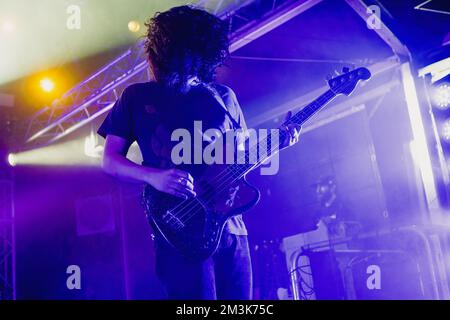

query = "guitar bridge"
[225,186,240,208]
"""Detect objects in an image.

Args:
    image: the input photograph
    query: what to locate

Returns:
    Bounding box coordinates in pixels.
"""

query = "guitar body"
[142,163,260,261]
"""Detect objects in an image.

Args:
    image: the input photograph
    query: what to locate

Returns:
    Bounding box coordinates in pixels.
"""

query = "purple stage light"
[441,119,450,143]
[433,83,450,109]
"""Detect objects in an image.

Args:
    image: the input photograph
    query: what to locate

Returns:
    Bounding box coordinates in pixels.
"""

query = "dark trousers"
[154,232,252,300]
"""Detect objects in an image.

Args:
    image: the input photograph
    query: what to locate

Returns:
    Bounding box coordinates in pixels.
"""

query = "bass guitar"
[142,67,371,261]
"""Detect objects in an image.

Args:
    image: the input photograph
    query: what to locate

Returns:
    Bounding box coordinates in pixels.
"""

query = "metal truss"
[414,0,450,15]
[25,0,413,147]
[345,0,410,59]
[25,0,313,146]
[0,174,15,300]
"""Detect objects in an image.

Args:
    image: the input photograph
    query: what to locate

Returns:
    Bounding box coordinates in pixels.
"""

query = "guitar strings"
[167,90,337,226]
[164,107,292,221]
[172,90,337,225]
[172,89,336,216]
[168,91,336,227]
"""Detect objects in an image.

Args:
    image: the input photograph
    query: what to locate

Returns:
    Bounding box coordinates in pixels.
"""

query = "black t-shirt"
[98,81,248,235]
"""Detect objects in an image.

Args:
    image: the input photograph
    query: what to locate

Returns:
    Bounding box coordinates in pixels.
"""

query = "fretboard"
[227,89,337,178]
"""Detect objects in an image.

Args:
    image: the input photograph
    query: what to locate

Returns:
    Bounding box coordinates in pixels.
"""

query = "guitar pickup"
[163,211,185,230]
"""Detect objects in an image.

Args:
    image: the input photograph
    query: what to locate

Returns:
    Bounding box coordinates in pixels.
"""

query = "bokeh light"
[433,84,450,109]
[128,20,141,33]
[39,78,55,93]
[441,118,450,143]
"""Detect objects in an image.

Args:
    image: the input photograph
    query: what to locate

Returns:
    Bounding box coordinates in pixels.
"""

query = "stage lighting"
[40,78,55,93]
[128,20,141,33]
[433,84,450,109]
[8,139,98,167]
[84,131,104,158]
[7,153,16,167]
[441,119,450,143]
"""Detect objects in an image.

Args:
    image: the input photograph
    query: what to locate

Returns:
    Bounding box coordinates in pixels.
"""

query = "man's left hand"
[280,111,301,149]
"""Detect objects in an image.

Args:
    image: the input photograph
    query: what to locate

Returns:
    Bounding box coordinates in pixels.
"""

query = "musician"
[98,5,300,300]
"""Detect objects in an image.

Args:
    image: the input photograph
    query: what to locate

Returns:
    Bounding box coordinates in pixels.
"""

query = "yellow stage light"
[40,78,55,93]
[128,20,141,33]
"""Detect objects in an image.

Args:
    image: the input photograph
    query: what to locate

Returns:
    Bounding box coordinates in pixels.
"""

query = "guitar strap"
[203,83,242,130]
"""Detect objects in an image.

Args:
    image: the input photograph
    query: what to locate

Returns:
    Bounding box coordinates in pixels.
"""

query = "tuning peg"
[342,67,350,73]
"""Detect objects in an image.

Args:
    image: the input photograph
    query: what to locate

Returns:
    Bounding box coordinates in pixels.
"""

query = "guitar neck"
[231,89,337,176]
[282,89,336,128]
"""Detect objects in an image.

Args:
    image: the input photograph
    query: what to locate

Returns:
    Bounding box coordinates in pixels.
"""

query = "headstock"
[328,67,371,96]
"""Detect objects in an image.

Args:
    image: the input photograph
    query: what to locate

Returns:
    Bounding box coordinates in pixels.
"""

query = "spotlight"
[40,78,55,93]
[7,153,16,167]
[433,84,450,109]
[128,20,141,33]
[441,119,450,143]
[84,131,104,158]
[8,138,104,167]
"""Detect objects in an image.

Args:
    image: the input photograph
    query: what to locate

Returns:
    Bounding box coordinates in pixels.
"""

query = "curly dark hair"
[144,5,230,90]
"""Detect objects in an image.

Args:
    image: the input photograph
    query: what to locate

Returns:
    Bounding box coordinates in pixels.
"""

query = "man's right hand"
[146,168,196,199]
[102,135,196,199]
